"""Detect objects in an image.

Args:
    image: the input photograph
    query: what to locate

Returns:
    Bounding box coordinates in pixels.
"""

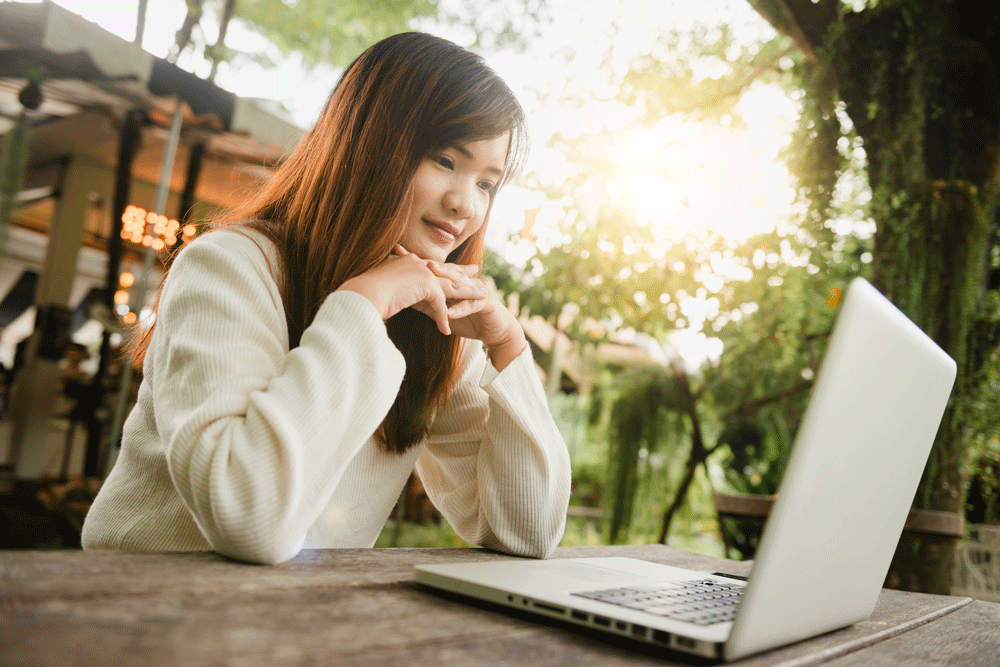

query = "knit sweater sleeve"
[148,231,405,564]
[415,343,572,558]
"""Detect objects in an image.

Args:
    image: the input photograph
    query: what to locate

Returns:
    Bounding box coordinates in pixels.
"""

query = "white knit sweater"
[82,229,571,564]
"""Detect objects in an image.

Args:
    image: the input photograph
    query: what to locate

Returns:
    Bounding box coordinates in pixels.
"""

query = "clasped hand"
[338,246,526,365]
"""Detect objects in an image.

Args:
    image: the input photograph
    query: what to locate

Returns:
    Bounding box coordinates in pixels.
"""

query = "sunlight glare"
[609,86,796,242]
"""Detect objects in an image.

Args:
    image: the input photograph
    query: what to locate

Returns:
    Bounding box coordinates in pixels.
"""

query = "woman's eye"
[479,180,497,193]
[434,156,454,169]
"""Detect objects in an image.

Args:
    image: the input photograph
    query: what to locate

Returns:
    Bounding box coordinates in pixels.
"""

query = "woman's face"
[400,134,509,263]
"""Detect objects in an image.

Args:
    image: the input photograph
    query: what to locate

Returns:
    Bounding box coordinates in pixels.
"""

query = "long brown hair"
[133,32,528,453]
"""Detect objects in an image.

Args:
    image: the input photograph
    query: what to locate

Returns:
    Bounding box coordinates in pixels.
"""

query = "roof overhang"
[0,0,303,152]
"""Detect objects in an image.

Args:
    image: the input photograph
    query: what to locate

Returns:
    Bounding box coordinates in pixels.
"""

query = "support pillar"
[86,110,143,478]
[9,156,101,480]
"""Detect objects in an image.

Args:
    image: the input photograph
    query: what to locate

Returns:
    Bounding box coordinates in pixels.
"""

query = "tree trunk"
[134,0,148,45]
[544,317,566,396]
[658,369,714,543]
[169,0,206,63]
[833,1,1000,593]
[207,0,238,82]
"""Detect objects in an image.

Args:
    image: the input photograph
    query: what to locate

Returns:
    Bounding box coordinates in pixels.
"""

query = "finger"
[427,263,486,298]
[448,297,488,319]
[418,282,451,336]
[441,278,489,302]
[428,261,480,278]
[412,297,452,336]
[433,293,451,335]
[392,244,409,256]
[426,260,470,279]
[427,262,487,291]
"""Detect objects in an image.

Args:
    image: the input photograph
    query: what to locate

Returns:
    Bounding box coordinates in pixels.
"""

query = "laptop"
[414,277,958,661]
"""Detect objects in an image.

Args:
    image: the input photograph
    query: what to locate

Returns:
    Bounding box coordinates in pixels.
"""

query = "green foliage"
[0,111,30,261]
[482,4,876,547]
[560,515,607,547]
[234,0,437,67]
[742,0,1000,590]
[717,409,790,496]
[428,0,549,52]
[829,2,1000,527]
[604,368,683,543]
[375,520,473,548]
[965,424,1000,525]
[783,59,841,252]
[172,0,549,75]
[515,208,715,337]
[622,25,794,126]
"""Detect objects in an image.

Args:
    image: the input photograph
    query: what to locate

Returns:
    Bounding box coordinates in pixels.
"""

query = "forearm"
[151,237,406,563]
[163,293,405,563]
[418,345,572,558]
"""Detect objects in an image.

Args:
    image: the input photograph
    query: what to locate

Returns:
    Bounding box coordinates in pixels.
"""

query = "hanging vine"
[605,367,683,544]
[0,72,47,262]
[831,3,1000,520]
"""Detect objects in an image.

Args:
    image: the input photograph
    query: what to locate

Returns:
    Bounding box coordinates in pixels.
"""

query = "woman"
[82,32,571,564]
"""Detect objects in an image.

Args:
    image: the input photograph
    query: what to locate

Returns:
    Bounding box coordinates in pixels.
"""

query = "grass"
[373,513,728,556]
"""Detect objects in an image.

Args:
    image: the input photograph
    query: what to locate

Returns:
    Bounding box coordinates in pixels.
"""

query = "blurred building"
[0,1,303,483]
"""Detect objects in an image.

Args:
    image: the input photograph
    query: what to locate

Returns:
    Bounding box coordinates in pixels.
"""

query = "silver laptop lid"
[725,277,957,660]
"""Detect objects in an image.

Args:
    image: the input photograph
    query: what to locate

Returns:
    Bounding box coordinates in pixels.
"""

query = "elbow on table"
[478,490,570,559]
[483,519,565,560]
[486,533,560,560]
[210,530,306,566]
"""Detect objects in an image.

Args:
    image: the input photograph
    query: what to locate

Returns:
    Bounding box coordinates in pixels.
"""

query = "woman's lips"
[425,219,459,243]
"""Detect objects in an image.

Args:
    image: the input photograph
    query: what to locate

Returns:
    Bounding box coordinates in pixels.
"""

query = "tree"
[493,198,861,545]
[161,0,548,82]
[493,152,865,544]
[485,10,866,547]
[746,0,1000,594]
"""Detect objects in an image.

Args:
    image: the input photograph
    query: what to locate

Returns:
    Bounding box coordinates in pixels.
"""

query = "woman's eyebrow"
[450,144,505,177]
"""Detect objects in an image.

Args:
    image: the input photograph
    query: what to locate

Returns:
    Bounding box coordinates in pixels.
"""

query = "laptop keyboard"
[572,579,744,626]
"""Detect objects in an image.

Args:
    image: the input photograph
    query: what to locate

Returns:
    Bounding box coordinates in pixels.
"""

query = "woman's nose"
[443,181,475,219]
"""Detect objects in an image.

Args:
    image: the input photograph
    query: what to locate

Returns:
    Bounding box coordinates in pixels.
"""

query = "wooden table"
[2,544,998,666]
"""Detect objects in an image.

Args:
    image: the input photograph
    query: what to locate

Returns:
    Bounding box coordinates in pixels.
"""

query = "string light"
[114,269,133,322]
[115,206,198,325]
[119,205,196,250]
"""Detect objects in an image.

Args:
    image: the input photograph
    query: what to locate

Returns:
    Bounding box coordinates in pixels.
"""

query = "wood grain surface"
[2,545,997,666]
